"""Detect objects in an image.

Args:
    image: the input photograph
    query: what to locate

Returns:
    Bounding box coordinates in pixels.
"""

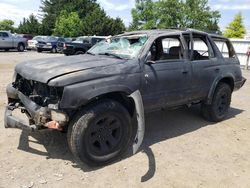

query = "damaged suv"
[5,29,246,166]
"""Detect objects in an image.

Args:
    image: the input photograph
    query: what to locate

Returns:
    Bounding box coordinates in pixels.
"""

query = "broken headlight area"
[13,74,63,107]
[5,74,68,131]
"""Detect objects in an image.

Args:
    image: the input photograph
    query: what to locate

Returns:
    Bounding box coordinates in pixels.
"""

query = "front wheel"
[51,47,57,53]
[201,83,232,122]
[67,99,133,166]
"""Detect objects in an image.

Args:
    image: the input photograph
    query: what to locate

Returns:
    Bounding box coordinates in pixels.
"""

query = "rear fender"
[207,75,234,104]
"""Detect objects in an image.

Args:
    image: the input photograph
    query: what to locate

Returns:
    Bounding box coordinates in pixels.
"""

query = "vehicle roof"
[120,28,227,40]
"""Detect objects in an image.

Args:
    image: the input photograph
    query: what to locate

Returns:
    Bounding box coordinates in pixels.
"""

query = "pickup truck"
[0,31,27,52]
[4,29,246,166]
[62,36,106,55]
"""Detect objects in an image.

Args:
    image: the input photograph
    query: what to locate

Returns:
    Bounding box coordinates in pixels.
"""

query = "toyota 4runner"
[4,29,246,166]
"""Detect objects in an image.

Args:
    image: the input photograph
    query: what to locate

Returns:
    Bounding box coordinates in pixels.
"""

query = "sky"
[0,0,249,33]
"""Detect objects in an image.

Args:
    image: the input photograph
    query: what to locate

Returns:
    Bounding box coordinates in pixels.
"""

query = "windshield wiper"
[98,52,124,59]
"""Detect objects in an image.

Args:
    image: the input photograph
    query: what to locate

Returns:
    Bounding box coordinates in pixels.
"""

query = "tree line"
[0,0,247,38]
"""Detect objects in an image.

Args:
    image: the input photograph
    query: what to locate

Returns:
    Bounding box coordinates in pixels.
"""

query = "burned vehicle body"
[5,29,246,166]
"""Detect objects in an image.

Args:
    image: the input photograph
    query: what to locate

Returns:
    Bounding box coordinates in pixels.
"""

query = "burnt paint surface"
[13,29,245,112]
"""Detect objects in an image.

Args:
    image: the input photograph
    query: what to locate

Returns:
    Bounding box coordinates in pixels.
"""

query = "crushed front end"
[4,73,68,131]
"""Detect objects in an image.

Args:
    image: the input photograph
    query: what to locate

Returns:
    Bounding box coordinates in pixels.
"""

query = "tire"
[37,48,42,53]
[75,50,84,55]
[51,47,57,53]
[4,49,9,52]
[67,99,133,166]
[201,83,232,122]
[17,43,25,52]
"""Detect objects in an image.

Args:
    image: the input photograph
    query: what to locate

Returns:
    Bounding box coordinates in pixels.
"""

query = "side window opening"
[212,38,236,58]
[191,35,214,61]
[0,32,8,38]
[150,36,184,61]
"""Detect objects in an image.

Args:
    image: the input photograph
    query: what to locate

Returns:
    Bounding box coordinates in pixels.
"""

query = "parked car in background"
[63,36,107,55]
[0,31,27,52]
[17,34,33,41]
[27,36,46,50]
[57,37,75,53]
[36,36,65,53]
[17,34,33,47]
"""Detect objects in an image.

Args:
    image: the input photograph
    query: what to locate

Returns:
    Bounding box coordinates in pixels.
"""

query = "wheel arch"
[82,91,136,117]
[207,76,234,104]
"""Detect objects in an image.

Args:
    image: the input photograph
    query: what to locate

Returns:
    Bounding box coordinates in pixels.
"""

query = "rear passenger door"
[142,35,192,111]
[189,33,221,100]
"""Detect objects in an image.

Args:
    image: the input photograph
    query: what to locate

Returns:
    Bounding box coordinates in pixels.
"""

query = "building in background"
[244,31,250,40]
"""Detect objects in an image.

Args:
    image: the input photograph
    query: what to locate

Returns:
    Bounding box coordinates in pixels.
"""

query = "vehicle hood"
[15,54,127,84]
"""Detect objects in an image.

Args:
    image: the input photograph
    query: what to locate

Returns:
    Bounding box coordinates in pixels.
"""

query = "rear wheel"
[17,43,25,52]
[67,99,133,166]
[4,49,9,52]
[201,83,232,122]
[37,48,42,53]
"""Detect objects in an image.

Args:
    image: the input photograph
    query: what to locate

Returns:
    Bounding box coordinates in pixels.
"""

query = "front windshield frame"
[87,34,148,60]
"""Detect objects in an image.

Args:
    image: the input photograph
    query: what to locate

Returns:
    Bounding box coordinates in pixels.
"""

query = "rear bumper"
[5,84,68,131]
[234,77,246,91]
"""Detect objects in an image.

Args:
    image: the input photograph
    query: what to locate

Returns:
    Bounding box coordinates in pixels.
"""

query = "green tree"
[181,0,221,32]
[224,12,246,38]
[40,0,125,35]
[17,14,40,35]
[129,0,221,33]
[129,0,157,30]
[54,11,83,37]
[0,19,15,31]
[156,0,183,29]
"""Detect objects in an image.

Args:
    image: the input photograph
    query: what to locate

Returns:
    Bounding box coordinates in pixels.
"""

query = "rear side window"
[192,36,215,60]
[0,32,8,37]
[212,38,236,58]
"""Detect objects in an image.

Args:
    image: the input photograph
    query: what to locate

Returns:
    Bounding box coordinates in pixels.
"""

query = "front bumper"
[234,77,246,91]
[4,84,68,131]
[36,45,53,51]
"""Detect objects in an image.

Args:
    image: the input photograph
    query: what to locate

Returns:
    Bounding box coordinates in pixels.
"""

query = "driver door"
[141,35,192,112]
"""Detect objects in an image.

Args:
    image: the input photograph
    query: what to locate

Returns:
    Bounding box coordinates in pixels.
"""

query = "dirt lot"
[0,51,250,188]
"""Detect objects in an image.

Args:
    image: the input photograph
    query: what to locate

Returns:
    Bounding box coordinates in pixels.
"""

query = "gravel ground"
[0,51,250,188]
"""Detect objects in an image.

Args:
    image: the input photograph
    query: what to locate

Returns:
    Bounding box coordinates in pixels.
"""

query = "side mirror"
[145,51,156,65]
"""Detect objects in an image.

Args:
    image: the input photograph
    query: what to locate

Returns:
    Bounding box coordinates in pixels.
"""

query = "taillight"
[63,43,67,49]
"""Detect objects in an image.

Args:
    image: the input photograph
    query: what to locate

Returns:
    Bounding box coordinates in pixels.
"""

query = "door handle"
[182,71,188,74]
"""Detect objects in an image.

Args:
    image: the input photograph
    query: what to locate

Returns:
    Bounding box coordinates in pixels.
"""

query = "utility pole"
[246,47,250,70]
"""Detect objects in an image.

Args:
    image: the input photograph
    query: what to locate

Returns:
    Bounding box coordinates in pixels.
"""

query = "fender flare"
[207,75,234,104]
[129,90,145,154]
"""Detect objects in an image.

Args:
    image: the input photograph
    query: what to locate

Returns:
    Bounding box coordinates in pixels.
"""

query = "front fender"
[60,82,133,109]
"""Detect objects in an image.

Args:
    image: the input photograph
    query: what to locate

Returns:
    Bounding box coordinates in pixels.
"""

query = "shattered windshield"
[88,34,148,59]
